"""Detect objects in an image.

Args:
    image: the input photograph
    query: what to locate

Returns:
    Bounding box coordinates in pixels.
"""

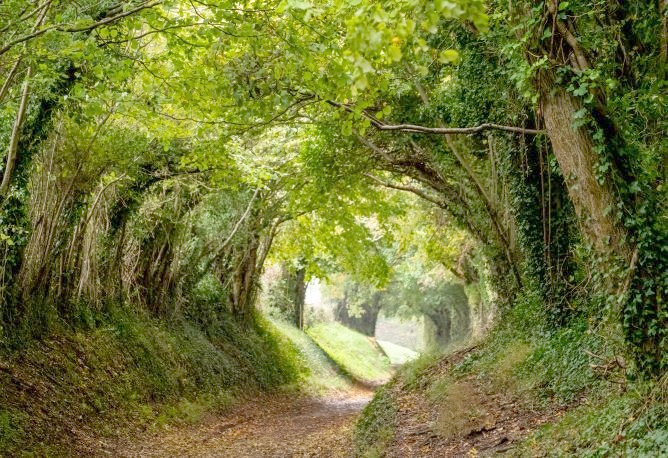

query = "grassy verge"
[354,291,668,456]
[355,385,397,458]
[267,317,351,394]
[456,292,668,456]
[0,305,307,455]
[306,322,392,385]
[376,340,419,365]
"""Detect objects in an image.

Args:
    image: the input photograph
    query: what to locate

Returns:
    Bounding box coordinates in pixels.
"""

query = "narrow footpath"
[108,388,373,458]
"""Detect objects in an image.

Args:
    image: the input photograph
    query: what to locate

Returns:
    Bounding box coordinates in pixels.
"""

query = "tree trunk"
[541,86,630,261]
[280,264,307,328]
[335,292,382,337]
[230,239,259,318]
[0,65,32,198]
[425,311,452,349]
[294,267,306,330]
[451,296,471,341]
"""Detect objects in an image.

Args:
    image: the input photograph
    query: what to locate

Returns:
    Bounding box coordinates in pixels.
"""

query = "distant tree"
[333,282,383,337]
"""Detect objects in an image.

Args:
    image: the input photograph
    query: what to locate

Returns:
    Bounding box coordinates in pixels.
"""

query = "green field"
[267,317,351,393]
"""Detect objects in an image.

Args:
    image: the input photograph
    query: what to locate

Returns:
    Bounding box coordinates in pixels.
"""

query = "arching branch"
[363,173,448,210]
[328,100,543,136]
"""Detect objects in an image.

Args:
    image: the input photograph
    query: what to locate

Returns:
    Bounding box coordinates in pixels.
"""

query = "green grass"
[376,339,419,365]
[267,317,350,393]
[307,322,392,385]
[0,305,306,455]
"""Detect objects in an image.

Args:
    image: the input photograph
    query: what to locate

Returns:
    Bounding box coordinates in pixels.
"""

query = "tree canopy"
[0,0,665,375]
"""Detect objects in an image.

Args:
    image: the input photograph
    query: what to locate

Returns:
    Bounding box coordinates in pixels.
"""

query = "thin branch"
[234,95,316,135]
[445,135,522,287]
[215,188,260,256]
[0,58,22,105]
[0,2,49,106]
[547,0,590,72]
[83,174,128,235]
[0,0,51,34]
[355,134,396,163]
[0,1,162,57]
[363,172,449,210]
[0,2,50,198]
[327,100,544,135]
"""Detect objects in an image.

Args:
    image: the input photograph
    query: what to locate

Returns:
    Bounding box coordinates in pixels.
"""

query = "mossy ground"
[0,305,313,455]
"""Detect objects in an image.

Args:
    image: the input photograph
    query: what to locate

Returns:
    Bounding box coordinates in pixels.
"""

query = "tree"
[0,0,665,375]
[332,280,383,337]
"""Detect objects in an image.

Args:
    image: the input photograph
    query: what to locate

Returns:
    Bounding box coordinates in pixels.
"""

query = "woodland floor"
[382,349,571,457]
[99,387,373,457]
[80,350,569,457]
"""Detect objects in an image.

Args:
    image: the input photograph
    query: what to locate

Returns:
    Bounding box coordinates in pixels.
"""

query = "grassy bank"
[355,292,668,456]
[267,317,351,394]
[376,340,418,366]
[0,305,311,455]
[307,322,392,385]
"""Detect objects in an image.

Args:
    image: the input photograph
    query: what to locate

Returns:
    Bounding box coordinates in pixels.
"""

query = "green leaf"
[573,84,588,96]
[388,45,402,62]
[287,0,311,10]
[438,49,459,64]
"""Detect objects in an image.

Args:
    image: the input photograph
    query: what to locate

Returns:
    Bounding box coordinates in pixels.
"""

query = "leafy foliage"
[0,0,666,451]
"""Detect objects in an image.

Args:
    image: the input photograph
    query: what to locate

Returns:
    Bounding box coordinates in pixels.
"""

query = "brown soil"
[99,388,373,457]
[80,349,569,457]
[384,348,569,457]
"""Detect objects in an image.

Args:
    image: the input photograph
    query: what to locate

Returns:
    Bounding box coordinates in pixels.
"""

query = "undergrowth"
[0,304,307,455]
[354,385,397,458]
[355,289,668,456]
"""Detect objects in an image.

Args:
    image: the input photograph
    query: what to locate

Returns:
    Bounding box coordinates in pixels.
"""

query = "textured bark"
[0,4,49,198]
[661,0,667,63]
[0,66,32,198]
[542,87,629,260]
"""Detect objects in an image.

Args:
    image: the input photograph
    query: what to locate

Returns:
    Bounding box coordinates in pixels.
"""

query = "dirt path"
[383,348,569,457]
[108,388,372,457]
[83,350,566,457]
